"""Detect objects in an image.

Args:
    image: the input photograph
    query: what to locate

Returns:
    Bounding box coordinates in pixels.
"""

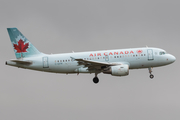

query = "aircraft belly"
[129,58,151,69]
[51,63,69,73]
[49,62,79,73]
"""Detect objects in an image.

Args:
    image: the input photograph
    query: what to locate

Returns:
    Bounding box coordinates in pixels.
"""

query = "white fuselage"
[6,47,176,74]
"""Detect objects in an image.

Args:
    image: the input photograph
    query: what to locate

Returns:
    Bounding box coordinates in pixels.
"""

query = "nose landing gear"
[148,67,154,79]
[150,74,154,79]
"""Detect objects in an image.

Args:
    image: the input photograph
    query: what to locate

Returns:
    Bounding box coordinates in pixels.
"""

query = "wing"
[74,58,124,70]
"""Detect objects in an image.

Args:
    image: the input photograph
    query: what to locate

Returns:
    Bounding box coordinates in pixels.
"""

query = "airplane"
[6,28,176,84]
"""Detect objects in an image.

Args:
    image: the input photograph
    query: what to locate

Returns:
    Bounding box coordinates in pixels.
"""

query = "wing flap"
[74,58,124,70]
[75,58,110,66]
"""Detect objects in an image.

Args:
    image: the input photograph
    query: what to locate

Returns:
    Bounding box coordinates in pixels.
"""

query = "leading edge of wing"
[72,57,126,67]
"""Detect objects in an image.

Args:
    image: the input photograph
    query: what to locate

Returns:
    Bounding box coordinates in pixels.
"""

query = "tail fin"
[7,28,42,59]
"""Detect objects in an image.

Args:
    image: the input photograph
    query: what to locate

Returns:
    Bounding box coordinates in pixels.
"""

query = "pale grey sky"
[0,0,179,120]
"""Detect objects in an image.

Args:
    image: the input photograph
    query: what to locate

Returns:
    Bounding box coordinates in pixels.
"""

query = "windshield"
[159,51,166,55]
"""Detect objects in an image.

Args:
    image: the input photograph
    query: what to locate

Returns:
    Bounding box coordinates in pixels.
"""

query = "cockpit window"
[159,51,166,55]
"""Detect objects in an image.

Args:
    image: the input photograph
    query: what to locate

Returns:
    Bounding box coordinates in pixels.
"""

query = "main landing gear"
[93,77,99,84]
[93,72,100,84]
[148,67,154,79]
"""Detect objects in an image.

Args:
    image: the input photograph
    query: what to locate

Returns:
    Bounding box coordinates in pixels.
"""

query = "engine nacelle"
[103,65,129,76]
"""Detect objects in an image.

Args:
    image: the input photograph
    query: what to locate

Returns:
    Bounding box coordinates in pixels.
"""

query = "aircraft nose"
[169,55,176,63]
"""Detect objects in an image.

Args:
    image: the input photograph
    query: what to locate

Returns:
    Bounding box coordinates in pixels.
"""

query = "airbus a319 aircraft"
[6,28,176,83]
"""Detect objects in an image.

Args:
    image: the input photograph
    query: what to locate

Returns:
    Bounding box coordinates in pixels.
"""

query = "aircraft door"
[147,49,154,60]
[43,57,49,68]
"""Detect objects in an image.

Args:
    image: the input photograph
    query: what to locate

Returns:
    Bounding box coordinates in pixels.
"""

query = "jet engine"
[103,65,129,76]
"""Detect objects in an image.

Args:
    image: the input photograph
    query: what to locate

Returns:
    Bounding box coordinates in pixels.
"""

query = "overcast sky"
[0,0,179,120]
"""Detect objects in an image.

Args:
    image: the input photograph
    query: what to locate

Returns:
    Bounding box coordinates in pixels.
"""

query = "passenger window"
[114,56,116,58]
[117,56,119,58]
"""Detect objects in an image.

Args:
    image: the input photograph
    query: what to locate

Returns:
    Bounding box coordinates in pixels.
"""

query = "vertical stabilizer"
[7,28,42,59]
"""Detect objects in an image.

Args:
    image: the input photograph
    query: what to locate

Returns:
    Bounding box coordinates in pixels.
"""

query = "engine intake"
[103,65,129,76]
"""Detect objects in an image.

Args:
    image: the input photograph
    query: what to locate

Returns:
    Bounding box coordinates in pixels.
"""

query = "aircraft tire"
[93,77,99,84]
[150,74,154,79]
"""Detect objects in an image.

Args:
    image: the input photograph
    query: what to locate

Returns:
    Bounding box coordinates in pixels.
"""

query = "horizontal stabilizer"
[6,59,33,66]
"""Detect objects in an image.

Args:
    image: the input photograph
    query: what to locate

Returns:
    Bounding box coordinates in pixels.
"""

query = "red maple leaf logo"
[13,39,29,53]
[137,50,143,54]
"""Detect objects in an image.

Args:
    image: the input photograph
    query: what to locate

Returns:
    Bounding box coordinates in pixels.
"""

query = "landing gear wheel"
[150,74,154,79]
[93,77,99,84]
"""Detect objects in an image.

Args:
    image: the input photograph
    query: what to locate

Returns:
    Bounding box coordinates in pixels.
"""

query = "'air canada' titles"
[89,50,143,57]
[89,50,135,57]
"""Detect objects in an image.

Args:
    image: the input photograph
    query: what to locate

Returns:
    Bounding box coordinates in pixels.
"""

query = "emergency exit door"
[105,55,109,62]
[147,49,154,60]
[43,57,49,68]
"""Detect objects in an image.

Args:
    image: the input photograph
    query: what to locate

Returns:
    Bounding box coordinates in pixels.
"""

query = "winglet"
[70,57,76,61]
